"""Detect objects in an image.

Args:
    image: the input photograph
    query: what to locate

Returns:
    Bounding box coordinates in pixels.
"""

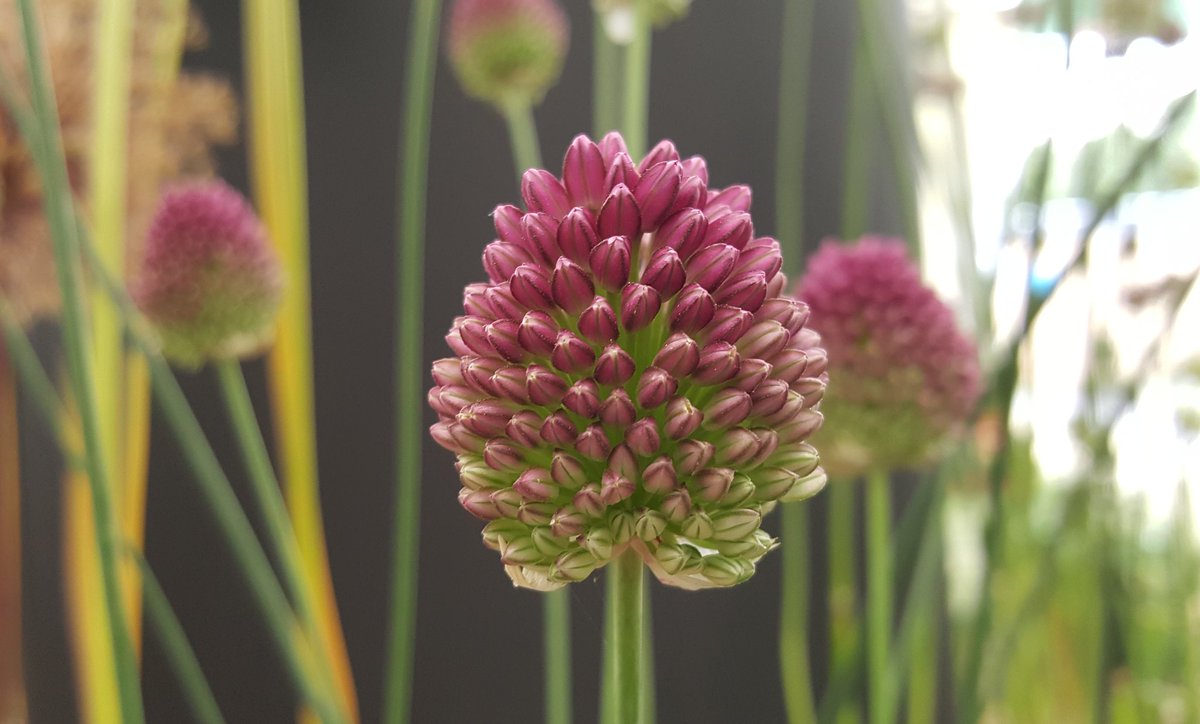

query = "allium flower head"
[447,0,569,109]
[796,237,981,476]
[430,133,828,591]
[133,181,282,367]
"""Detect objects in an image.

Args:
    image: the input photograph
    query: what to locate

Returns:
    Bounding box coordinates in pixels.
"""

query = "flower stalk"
[612,549,644,724]
[866,469,891,724]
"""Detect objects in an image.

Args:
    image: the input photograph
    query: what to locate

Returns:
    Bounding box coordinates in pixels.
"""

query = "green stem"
[827,480,858,694]
[132,552,225,724]
[866,470,891,724]
[592,14,623,136]
[502,101,543,174]
[0,301,76,461]
[385,0,441,721]
[621,0,652,158]
[612,549,644,724]
[839,39,872,241]
[780,504,817,724]
[774,0,816,269]
[9,3,143,720]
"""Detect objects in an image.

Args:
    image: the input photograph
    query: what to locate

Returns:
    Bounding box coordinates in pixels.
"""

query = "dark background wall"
[21,0,910,721]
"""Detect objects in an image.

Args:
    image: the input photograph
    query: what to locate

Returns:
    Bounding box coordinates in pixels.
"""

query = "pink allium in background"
[447,0,569,108]
[133,181,282,367]
[430,132,829,591]
[795,237,981,477]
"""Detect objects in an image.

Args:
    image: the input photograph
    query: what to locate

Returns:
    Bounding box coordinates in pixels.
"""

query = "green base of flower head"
[451,19,566,109]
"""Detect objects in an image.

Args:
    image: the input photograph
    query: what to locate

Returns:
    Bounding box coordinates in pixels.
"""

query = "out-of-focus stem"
[384,0,442,721]
[775,0,815,267]
[502,101,542,174]
[866,470,891,724]
[827,479,859,724]
[780,504,817,724]
[613,549,644,724]
[839,40,872,242]
[0,340,25,724]
[592,14,622,135]
[621,0,652,158]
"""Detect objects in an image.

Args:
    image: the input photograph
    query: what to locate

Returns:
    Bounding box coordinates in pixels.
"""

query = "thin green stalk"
[0,301,74,459]
[826,480,859,720]
[502,95,573,724]
[621,0,652,158]
[866,470,891,724]
[775,0,816,269]
[889,484,944,724]
[780,504,817,724]
[131,553,225,724]
[839,39,872,241]
[612,549,644,724]
[78,238,341,723]
[8,4,143,720]
[502,101,543,174]
[640,584,655,724]
[592,15,623,135]
[385,0,442,721]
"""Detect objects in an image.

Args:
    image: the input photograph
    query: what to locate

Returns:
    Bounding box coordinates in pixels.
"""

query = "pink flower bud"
[492,204,524,243]
[551,257,595,314]
[518,310,559,356]
[608,443,639,479]
[664,396,703,439]
[463,283,494,318]
[733,237,783,281]
[540,411,579,446]
[485,318,526,362]
[685,243,739,292]
[578,296,619,344]
[461,355,503,394]
[652,333,700,377]
[638,139,680,174]
[642,247,686,298]
[704,306,755,344]
[483,241,533,283]
[550,330,596,374]
[693,342,742,385]
[750,379,790,417]
[675,439,715,474]
[510,263,554,309]
[562,378,601,417]
[671,174,707,216]
[643,456,678,495]
[550,508,588,538]
[456,316,494,357]
[670,283,716,333]
[484,283,525,320]
[706,184,752,213]
[626,418,661,456]
[594,344,636,385]
[731,358,772,392]
[504,410,542,448]
[636,366,678,409]
[573,485,606,518]
[702,388,753,429]
[600,470,634,505]
[551,451,588,489]
[459,488,502,520]
[604,151,639,191]
[522,168,572,220]
[681,155,708,184]
[715,428,760,467]
[431,357,467,387]
[490,365,529,403]
[589,235,632,291]
[701,211,752,251]
[693,467,734,502]
[657,207,708,259]
[576,424,611,461]
[620,283,662,332]
[598,389,636,427]
[520,211,561,264]
[484,439,525,471]
[458,400,513,437]
[659,490,692,522]
[737,320,790,361]
[597,184,642,240]
[634,161,682,231]
[557,207,599,265]
[562,135,607,209]
[598,131,629,166]
[714,271,767,311]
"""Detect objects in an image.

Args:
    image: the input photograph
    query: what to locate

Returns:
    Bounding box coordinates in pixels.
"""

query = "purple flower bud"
[550,329,596,374]
[492,204,524,243]
[445,327,472,357]
[693,467,734,502]
[576,424,612,461]
[573,485,606,518]
[763,389,805,427]
[522,168,572,220]
[652,333,700,377]
[664,396,703,439]
[431,357,467,386]
[659,490,692,523]
[589,235,632,291]
[733,237,783,281]
[670,174,707,216]
[484,283,525,320]
[634,161,682,231]
[768,348,808,385]
[463,283,494,318]
[643,456,678,495]
[776,409,823,444]
[563,135,608,209]
[562,379,601,417]
[705,306,755,344]
[701,211,752,251]
[540,411,579,446]
[636,367,678,409]
[748,428,780,468]
[626,417,661,456]
[714,271,768,311]
[670,283,716,333]
[802,347,828,377]
[485,318,526,362]
[620,283,662,332]
[642,247,686,298]
[657,208,708,259]
[483,241,532,283]
[430,422,463,453]
[551,451,588,489]
[526,364,568,406]
[681,155,708,184]
[675,439,715,474]
[461,355,503,394]
[750,379,791,417]
[517,310,559,356]
[716,428,761,467]
[600,470,634,505]
[598,131,629,166]
[551,257,595,314]
[484,439,525,470]
[505,410,542,448]
[459,488,502,520]
[456,316,494,357]
[608,443,639,479]
[458,400,513,437]
[702,388,753,429]
[706,184,752,213]
[737,320,790,361]
[491,365,530,403]
[693,342,742,385]
[575,297,617,346]
[765,270,789,299]
[594,344,636,385]
[685,243,740,292]
[755,297,800,326]
[513,468,556,501]
[638,139,680,173]
[520,211,561,264]
[597,184,642,240]
[731,358,772,391]
[604,151,639,191]
[557,207,599,265]
[550,508,588,538]
[510,263,555,309]
[598,389,636,427]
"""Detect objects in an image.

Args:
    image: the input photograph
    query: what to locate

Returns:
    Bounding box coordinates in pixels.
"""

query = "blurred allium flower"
[593,0,692,44]
[0,0,237,325]
[447,0,568,109]
[430,132,828,591]
[796,238,981,477]
[133,181,282,367]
